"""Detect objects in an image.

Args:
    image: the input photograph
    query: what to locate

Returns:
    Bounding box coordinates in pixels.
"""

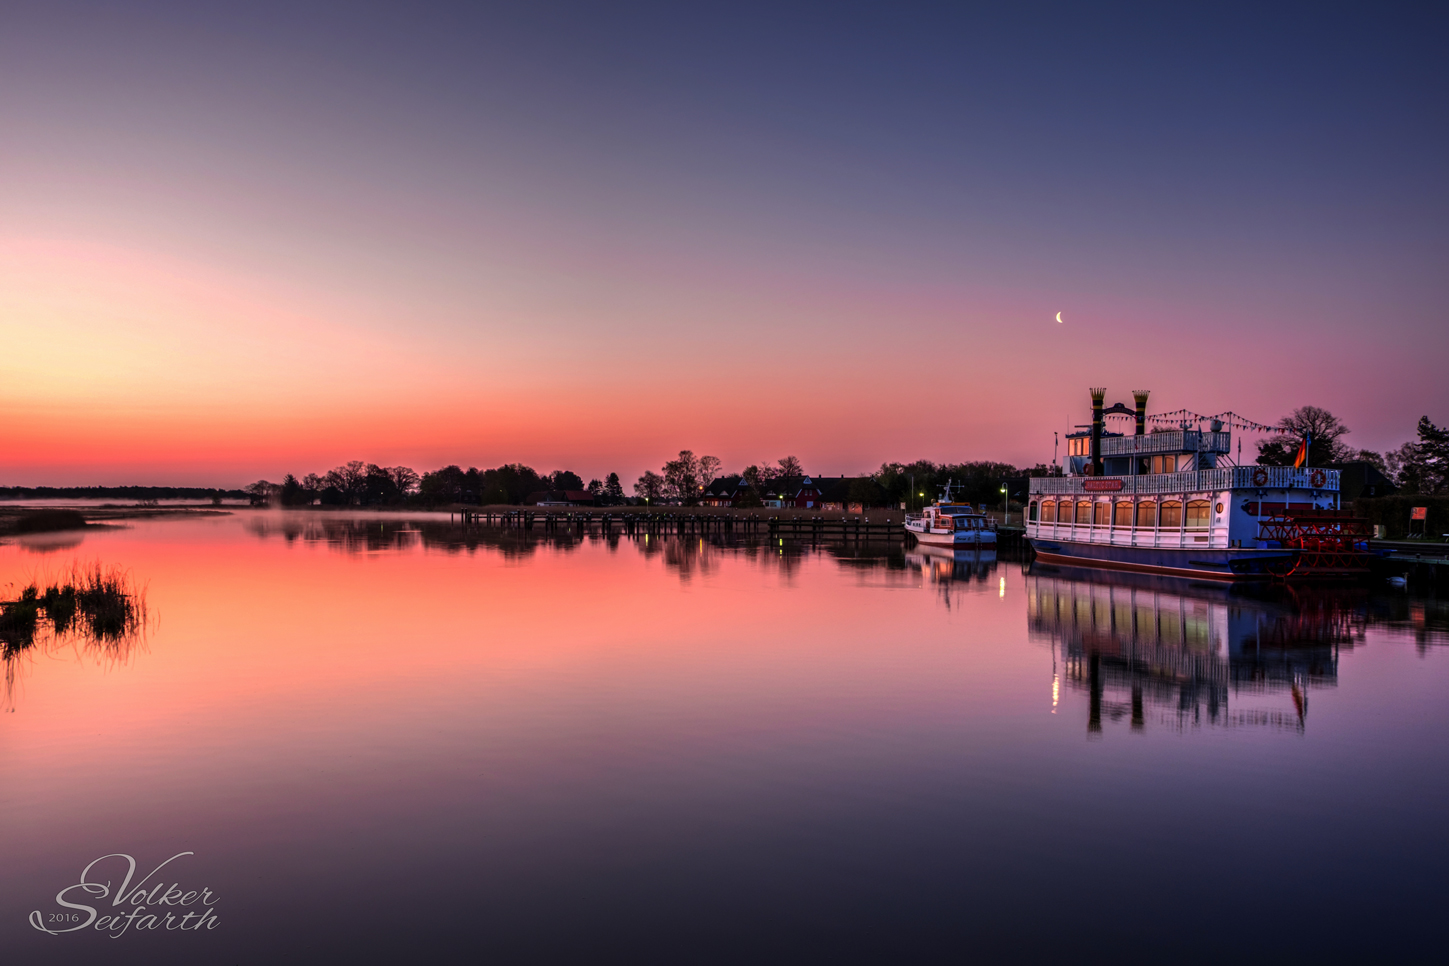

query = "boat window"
[1113,502,1133,527]
[1186,500,1211,529]
[1093,502,1110,526]
[1075,501,1093,525]
[1058,502,1073,523]
[1040,500,1054,522]
[1029,501,1039,522]
[1160,501,1183,529]
[1136,502,1157,528]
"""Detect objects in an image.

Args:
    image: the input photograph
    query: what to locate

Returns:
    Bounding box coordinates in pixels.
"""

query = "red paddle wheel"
[1256,508,1373,577]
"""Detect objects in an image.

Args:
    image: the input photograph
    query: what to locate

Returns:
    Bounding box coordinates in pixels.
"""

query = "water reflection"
[15,532,86,555]
[902,545,1000,608]
[4,513,1448,962]
[244,513,558,558]
[243,513,920,583]
[1023,567,1447,735]
[0,564,150,710]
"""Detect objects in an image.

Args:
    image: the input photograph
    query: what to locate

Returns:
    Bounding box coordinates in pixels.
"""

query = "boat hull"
[906,528,997,548]
[1028,538,1295,581]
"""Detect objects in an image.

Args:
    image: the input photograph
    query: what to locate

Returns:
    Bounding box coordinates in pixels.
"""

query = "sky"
[2,2,1446,487]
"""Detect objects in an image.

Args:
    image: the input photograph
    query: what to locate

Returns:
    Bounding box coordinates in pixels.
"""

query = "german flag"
[1292,433,1311,468]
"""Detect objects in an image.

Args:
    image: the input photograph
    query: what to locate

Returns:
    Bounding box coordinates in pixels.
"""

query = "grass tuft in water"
[1,564,147,652]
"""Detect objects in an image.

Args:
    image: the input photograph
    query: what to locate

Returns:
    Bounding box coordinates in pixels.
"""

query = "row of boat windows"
[1064,445,1191,474]
[1030,499,1213,529]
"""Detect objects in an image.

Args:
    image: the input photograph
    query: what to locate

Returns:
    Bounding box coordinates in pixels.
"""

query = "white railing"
[1025,520,1227,549]
[1028,466,1338,496]
[1098,430,1232,457]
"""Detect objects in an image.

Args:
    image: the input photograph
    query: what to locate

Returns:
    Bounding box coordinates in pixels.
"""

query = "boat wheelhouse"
[1026,389,1352,581]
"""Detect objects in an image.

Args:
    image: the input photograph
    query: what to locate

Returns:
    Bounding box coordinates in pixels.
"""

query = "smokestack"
[1089,387,1105,476]
[1133,390,1149,436]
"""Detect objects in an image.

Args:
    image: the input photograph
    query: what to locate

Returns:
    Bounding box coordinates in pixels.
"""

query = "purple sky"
[2,3,1445,484]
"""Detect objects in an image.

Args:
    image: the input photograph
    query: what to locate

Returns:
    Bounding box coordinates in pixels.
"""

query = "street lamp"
[1000,485,1008,524]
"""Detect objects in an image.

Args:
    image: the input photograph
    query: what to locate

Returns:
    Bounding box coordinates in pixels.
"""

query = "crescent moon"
[1056,312,1063,323]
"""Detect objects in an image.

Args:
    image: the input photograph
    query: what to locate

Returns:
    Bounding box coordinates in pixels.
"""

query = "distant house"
[701,476,749,507]
[759,475,826,509]
[1329,461,1399,502]
[703,474,888,510]
[525,490,597,506]
[816,476,887,511]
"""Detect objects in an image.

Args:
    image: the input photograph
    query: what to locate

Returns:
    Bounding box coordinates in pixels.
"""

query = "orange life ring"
[1310,469,1326,487]
[1252,469,1268,487]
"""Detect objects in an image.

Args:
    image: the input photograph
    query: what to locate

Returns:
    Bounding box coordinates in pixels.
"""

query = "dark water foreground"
[1,512,1445,964]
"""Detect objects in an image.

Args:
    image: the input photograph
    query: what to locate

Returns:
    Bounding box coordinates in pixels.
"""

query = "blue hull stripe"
[1028,539,1295,581]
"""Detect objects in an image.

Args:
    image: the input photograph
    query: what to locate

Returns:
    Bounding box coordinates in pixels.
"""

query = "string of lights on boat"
[1139,410,1277,432]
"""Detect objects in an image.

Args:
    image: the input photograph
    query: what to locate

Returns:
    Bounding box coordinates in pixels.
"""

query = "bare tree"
[325,461,369,504]
[662,450,702,504]
[244,480,278,505]
[776,455,804,478]
[697,455,722,489]
[388,466,420,496]
[634,470,665,503]
[1256,407,1353,466]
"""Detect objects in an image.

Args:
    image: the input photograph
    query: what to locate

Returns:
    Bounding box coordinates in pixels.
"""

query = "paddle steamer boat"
[1025,389,1352,581]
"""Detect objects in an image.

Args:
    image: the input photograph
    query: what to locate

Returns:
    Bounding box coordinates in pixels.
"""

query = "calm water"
[2,511,1447,964]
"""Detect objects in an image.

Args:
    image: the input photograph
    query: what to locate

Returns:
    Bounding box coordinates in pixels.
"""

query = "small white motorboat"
[904,489,997,548]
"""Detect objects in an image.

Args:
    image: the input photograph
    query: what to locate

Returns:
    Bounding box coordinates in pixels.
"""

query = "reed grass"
[0,564,147,652]
[10,509,88,534]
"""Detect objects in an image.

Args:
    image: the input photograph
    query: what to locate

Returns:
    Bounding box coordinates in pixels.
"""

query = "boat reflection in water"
[1027,565,1362,735]
[905,543,997,579]
[904,544,999,607]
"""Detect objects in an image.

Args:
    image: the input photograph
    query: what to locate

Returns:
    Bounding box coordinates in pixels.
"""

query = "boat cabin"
[920,504,989,530]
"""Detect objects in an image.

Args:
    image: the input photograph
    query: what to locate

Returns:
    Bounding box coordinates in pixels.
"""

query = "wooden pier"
[449,508,1029,548]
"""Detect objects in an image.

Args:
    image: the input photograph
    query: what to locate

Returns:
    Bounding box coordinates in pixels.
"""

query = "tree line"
[246,453,1033,510]
[240,406,1449,510]
[246,462,628,507]
[632,450,1036,509]
[1255,405,1449,494]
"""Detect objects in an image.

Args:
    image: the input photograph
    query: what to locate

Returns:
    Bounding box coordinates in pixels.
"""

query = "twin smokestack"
[1086,388,1150,476]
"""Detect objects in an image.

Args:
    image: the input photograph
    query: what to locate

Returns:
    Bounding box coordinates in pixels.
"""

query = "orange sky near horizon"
[3,6,1445,488]
[5,232,1439,488]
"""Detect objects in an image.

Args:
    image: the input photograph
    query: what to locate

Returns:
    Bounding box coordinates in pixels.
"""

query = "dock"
[449,508,1029,548]
[1372,540,1449,589]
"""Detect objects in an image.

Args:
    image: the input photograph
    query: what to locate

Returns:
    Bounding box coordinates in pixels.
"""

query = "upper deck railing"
[1028,465,1338,496]
[1098,430,1232,457]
